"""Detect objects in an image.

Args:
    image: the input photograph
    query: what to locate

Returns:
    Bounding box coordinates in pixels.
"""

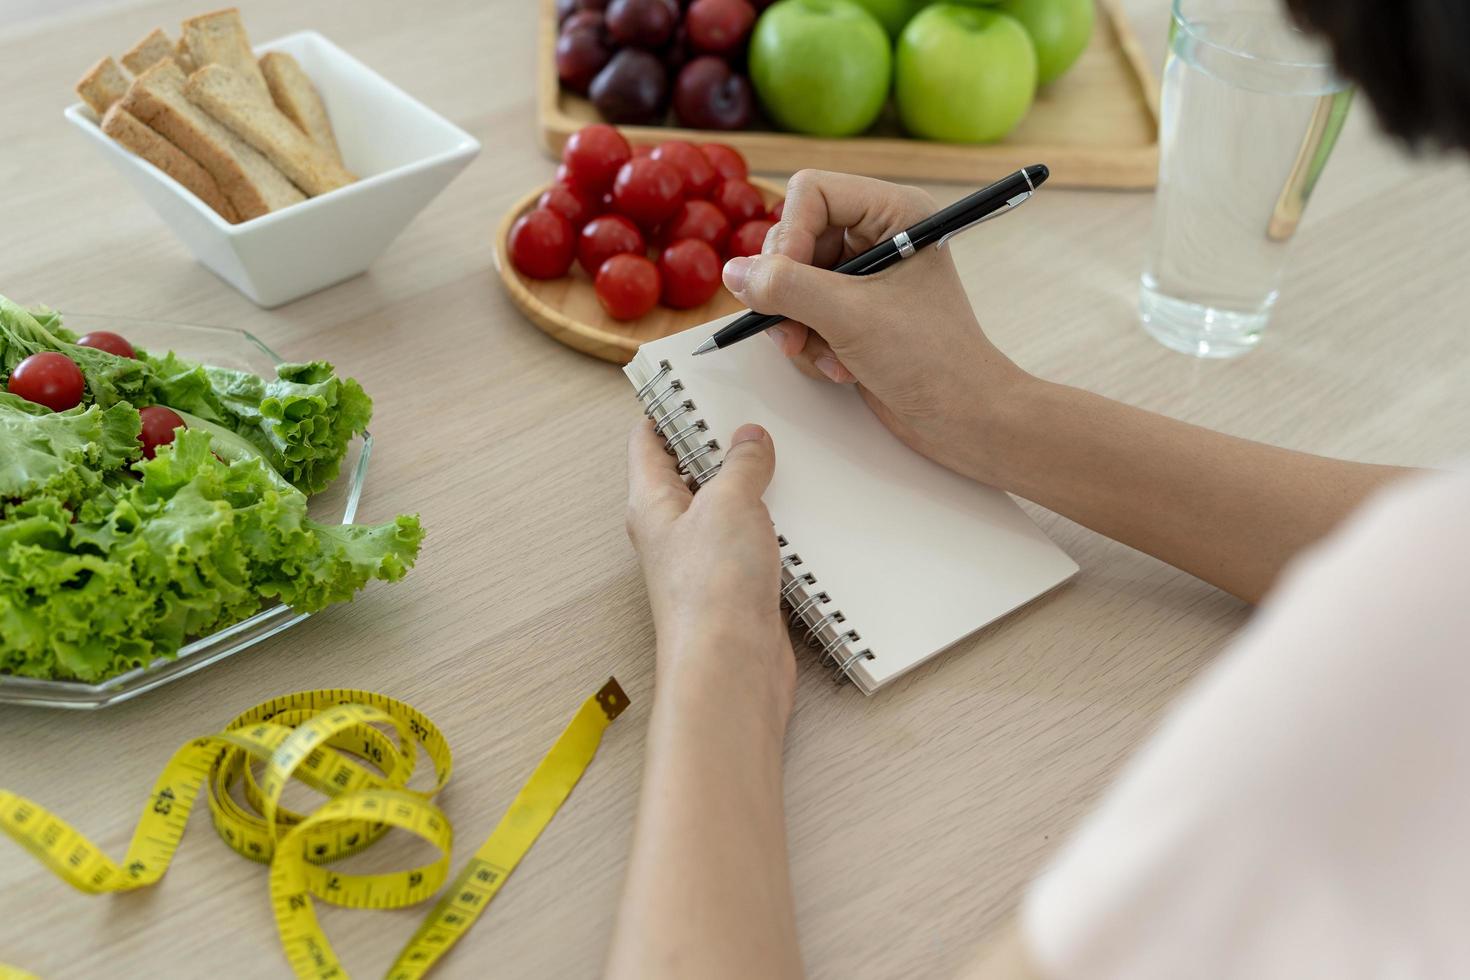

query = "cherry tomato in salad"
[631,144,654,160]
[710,178,765,226]
[577,214,646,276]
[138,405,186,460]
[562,123,632,196]
[75,330,136,359]
[663,199,731,253]
[7,352,84,411]
[699,142,747,183]
[509,206,576,279]
[612,157,686,230]
[594,254,661,320]
[658,238,722,309]
[650,140,718,198]
[727,218,774,258]
[538,181,601,229]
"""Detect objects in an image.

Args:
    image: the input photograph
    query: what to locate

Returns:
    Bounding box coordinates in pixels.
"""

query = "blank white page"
[627,316,1077,692]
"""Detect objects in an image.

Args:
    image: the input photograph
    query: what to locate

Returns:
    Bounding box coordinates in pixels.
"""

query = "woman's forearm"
[987,380,1410,604]
[606,646,803,980]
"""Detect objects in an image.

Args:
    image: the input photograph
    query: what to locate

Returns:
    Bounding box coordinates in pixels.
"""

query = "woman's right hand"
[720,170,1033,486]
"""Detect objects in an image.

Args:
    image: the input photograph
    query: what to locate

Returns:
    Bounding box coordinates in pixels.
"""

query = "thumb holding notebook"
[719,169,1029,488]
[625,421,795,706]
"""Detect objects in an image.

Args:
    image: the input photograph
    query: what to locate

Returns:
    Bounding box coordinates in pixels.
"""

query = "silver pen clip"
[935,166,1038,250]
[936,191,1032,249]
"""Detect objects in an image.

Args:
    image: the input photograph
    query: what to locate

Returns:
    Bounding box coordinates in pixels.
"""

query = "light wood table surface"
[3,2,1468,977]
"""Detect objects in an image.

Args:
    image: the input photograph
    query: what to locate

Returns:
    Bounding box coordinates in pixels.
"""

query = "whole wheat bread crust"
[185,64,354,197]
[120,28,177,75]
[76,57,131,117]
[181,8,271,103]
[121,61,303,220]
[259,51,343,166]
[101,104,238,222]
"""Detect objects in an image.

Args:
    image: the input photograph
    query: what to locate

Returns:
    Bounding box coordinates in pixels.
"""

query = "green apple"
[896,4,1037,142]
[750,0,893,137]
[847,0,927,38]
[994,0,1093,85]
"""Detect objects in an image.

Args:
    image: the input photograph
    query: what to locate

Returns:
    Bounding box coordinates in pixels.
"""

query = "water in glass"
[1141,0,1349,358]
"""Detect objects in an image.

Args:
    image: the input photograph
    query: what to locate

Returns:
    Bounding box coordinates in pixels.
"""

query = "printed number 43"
[153,787,176,815]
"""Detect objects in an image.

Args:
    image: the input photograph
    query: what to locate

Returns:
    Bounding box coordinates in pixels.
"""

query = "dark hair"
[1285,0,1470,151]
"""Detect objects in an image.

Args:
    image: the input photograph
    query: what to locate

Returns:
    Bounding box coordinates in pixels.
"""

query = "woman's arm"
[722,170,1413,604]
[607,423,803,980]
[984,381,1407,603]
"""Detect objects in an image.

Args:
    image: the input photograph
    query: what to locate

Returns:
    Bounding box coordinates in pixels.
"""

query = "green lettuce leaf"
[0,427,422,683]
[148,360,372,494]
[0,393,141,507]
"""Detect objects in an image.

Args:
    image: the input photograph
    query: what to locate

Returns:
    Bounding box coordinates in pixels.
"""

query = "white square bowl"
[64,31,480,307]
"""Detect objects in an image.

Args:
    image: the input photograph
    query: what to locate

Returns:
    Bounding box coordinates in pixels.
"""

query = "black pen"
[692,164,1049,356]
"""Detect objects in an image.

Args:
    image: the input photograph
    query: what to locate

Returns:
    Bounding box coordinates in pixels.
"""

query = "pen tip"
[1027,164,1050,188]
[691,337,717,356]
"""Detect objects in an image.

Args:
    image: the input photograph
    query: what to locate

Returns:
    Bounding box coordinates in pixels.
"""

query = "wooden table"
[3,2,1468,977]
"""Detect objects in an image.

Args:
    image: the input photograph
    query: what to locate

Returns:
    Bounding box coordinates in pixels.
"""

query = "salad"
[0,295,423,683]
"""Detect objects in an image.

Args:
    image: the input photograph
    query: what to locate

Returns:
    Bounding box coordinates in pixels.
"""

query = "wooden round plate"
[493,176,786,364]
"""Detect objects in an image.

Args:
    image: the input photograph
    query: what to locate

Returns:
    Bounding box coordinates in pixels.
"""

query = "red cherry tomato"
[710,179,765,226]
[562,124,632,197]
[658,238,722,309]
[631,144,654,159]
[699,142,747,182]
[538,181,601,229]
[7,352,84,411]
[594,254,661,320]
[555,161,572,185]
[509,207,576,280]
[769,198,784,222]
[577,214,646,276]
[75,330,135,359]
[138,405,186,460]
[612,157,686,230]
[650,140,718,198]
[727,218,774,258]
[663,199,731,253]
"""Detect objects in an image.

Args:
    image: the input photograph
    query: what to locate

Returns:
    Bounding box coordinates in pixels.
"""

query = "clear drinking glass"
[1140,0,1351,358]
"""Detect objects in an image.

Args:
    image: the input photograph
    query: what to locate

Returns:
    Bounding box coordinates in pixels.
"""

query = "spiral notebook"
[625,316,1078,694]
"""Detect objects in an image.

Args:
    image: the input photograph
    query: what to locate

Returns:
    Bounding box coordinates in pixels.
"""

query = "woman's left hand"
[625,420,795,719]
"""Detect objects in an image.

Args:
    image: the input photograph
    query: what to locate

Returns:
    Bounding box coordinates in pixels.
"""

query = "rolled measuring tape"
[0,679,629,979]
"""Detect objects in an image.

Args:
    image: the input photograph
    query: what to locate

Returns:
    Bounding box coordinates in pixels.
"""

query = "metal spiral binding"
[776,537,873,685]
[632,359,875,686]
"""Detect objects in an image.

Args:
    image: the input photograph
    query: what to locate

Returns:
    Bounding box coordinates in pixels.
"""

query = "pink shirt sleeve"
[1022,471,1470,979]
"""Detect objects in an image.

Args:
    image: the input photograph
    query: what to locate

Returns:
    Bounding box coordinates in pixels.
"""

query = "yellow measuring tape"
[0,679,629,979]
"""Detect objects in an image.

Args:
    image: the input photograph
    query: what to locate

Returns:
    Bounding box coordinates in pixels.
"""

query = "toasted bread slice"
[181,8,270,103]
[101,104,238,222]
[121,61,303,220]
[186,64,354,197]
[259,52,343,165]
[76,56,131,117]
[121,28,177,74]
[174,35,196,73]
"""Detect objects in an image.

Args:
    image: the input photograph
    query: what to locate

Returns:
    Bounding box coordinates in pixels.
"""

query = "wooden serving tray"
[538,0,1160,189]
[494,177,787,364]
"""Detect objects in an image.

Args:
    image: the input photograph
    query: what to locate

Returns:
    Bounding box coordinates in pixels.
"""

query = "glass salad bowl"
[0,315,371,710]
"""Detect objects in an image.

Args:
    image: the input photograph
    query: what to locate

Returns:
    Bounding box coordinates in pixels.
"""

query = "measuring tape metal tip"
[596,677,630,721]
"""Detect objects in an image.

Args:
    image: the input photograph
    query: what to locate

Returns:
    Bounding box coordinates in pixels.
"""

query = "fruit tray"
[494,176,786,364]
[539,0,1160,189]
